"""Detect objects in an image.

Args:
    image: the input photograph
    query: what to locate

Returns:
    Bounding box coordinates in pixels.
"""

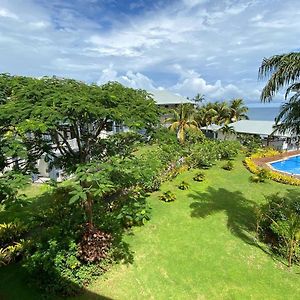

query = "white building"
[202,120,299,151]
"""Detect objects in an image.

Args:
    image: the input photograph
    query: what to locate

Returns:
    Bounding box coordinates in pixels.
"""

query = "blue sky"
[0,0,299,103]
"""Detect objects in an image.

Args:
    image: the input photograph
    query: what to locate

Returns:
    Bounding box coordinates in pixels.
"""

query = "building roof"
[226,120,290,137]
[149,90,192,105]
[201,124,222,132]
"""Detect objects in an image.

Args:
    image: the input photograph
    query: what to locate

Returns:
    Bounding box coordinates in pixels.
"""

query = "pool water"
[270,155,300,175]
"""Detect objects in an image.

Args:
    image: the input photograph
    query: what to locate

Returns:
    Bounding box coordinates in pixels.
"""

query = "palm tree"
[195,103,217,126]
[274,91,300,135]
[213,102,231,125]
[220,124,235,140]
[258,52,300,102]
[229,98,249,122]
[192,93,205,105]
[165,103,199,144]
[259,52,300,135]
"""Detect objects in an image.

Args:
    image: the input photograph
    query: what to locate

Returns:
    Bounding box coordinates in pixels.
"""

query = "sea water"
[247,106,280,121]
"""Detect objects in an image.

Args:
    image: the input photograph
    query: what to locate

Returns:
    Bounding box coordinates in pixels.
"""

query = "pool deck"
[252,150,300,179]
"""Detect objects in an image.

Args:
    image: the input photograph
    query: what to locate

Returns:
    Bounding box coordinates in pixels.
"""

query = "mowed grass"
[1,157,299,299]
[72,157,300,300]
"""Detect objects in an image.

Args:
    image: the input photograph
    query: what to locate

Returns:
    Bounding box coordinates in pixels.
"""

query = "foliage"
[0,74,160,172]
[275,95,300,135]
[178,181,190,190]
[244,151,300,186]
[104,132,144,158]
[159,191,176,202]
[250,148,280,159]
[258,52,300,135]
[250,168,269,183]
[187,140,240,169]
[193,172,205,182]
[237,133,262,154]
[23,239,106,296]
[0,172,30,208]
[195,99,248,126]
[258,52,300,102]
[149,127,179,146]
[257,193,300,266]
[0,220,28,248]
[117,189,151,228]
[222,161,234,171]
[0,220,29,266]
[0,240,28,266]
[165,103,199,144]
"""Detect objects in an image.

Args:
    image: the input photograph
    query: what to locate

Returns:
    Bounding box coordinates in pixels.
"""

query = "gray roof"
[149,90,192,105]
[201,124,222,132]
[226,120,290,137]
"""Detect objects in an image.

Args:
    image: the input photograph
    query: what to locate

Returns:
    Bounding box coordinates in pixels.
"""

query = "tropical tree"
[0,74,161,228]
[259,52,300,135]
[229,98,249,122]
[258,52,300,102]
[220,125,235,140]
[213,102,231,125]
[274,91,300,135]
[165,103,199,144]
[192,93,205,105]
[195,102,218,126]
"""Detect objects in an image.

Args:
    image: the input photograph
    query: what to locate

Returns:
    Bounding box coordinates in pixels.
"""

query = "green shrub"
[216,141,241,160]
[0,239,30,266]
[222,161,234,171]
[244,153,300,186]
[23,239,105,296]
[0,220,28,247]
[257,193,300,267]
[250,168,269,183]
[178,181,190,190]
[159,191,176,202]
[193,172,205,182]
[117,190,151,228]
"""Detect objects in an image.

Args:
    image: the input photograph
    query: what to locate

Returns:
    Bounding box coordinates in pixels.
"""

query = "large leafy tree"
[0,74,160,171]
[0,74,161,228]
[165,103,199,144]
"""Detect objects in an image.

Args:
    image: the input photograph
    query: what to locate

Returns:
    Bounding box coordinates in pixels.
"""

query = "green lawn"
[1,157,299,299]
[71,157,300,300]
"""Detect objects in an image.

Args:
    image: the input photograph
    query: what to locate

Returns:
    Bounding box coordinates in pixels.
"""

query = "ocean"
[247,106,280,122]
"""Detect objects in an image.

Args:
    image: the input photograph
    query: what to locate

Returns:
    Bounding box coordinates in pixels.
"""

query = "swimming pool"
[270,155,300,175]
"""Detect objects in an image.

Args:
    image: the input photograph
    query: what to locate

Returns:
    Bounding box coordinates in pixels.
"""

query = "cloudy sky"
[0,0,299,103]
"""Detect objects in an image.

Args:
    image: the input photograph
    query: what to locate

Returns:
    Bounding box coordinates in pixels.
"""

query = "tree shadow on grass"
[188,187,274,256]
[0,263,114,300]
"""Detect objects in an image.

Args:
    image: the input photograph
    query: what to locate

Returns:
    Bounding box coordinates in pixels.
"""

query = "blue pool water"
[271,155,300,175]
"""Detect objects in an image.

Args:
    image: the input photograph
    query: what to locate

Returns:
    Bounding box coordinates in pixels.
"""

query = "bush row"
[244,151,300,186]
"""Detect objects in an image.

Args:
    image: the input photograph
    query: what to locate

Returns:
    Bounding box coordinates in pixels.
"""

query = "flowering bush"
[244,151,300,186]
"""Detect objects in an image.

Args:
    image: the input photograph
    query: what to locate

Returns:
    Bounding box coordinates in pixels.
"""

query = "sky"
[0,0,299,104]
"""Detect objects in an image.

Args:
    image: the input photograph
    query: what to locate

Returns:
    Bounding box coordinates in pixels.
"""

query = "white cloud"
[0,0,299,103]
[97,67,156,90]
[0,8,18,20]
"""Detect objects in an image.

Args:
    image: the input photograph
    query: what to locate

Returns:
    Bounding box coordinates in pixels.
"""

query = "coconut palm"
[258,52,300,102]
[220,124,235,140]
[195,102,217,126]
[229,98,249,122]
[192,93,205,105]
[274,91,300,135]
[213,102,231,125]
[165,103,199,144]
